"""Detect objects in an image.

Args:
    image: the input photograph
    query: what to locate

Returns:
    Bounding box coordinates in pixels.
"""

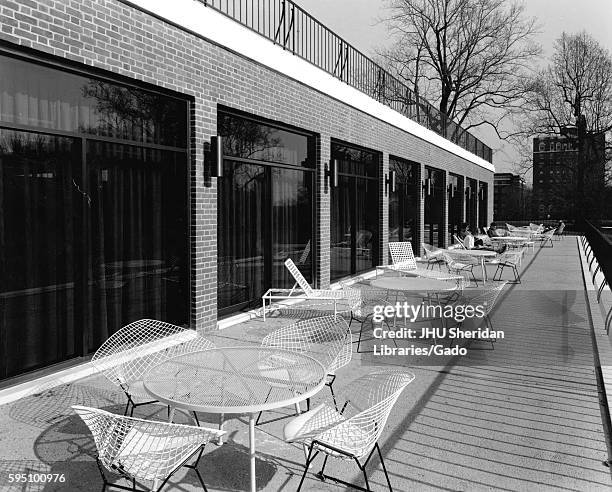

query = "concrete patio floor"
[1,237,611,491]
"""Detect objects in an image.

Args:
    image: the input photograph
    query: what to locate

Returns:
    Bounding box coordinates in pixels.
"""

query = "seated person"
[464,224,506,253]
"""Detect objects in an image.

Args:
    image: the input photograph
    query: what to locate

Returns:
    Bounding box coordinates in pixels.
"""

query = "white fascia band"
[128,0,495,172]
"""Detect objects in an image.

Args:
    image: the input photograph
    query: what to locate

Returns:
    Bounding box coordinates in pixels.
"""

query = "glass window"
[388,157,418,245]
[448,173,464,241]
[332,144,379,177]
[478,182,488,229]
[424,167,445,247]
[219,112,312,167]
[0,54,188,147]
[217,111,315,314]
[331,141,380,280]
[0,53,189,380]
[465,177,478,228]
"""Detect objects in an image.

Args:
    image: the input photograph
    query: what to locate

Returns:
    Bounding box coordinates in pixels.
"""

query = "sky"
[294,0,612,177]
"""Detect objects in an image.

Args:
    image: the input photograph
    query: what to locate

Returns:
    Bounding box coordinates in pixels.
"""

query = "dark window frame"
[0,46,192,379]
[216,107,318,316]
[330,139,381,280]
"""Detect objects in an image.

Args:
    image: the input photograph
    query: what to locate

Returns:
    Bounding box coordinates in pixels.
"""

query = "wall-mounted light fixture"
[325,159,338,191]
[210,135,223,177]
[385,170,396,196]
[422,177,431,197]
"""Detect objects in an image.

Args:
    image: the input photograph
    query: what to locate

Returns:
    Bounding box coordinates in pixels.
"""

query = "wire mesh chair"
[451,281,508,348]
[91,319,215,416]
[73,405,224,492]
[283,371,416,491]
[382,242,462,282]
[441,252,478,287]
[421,243,445,270]
[339,281,395,353]
[529,223,544,232]
[555,223,565,240]
[257,315,352,424]
[261,259,357,320]
[533,228,556,247]
[490,251,523,283]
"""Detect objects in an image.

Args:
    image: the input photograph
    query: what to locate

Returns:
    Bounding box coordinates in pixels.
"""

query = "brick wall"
[0,0,494,330]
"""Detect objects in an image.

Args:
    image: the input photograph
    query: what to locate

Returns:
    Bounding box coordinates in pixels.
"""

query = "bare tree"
[517,32,612,220]
[379,0,541,137]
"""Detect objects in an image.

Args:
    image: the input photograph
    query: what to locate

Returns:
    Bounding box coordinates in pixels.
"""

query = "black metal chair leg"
[297,445,317,492]
[357,321,364,353]
[320,455,329,476]
[192,411,200,426]
[328,379,338,410]
[194,468,208,492]
[357,459,371,491]
[376,443,393,491]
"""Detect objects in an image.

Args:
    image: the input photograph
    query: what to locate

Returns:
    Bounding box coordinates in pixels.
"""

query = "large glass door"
[0,53,190,379]
[388,157,418,246]
[478,182,488,230]
[424,167,445,247]
[217,111,314,315]
[330,142,380,281]
[448,173,464,241]
[466,177,478,228]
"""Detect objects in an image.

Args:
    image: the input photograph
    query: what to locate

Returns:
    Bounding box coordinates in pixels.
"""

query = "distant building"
[493,173,526,221]
[532,131,605,219]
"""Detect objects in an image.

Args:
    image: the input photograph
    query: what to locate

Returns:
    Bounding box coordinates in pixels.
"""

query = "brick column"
[442,171,449,248]
[194,101,216,333]
[317,135,331,288]
[459,177,466,224]
[380,153,389,266]
[417,164,425,257]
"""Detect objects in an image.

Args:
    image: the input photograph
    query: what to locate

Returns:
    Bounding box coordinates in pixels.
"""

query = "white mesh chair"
[283,371,415,491]
[73,405,224,492]
[529,223,544,233]
[421,242,445,270]
[555,223,565,240]
[91,319,215,416]
[451,281,508,348]
[261,259,356,320]
[490,251,523,283]
[383,242,463,283]
[533,228,556,247]
[257,316,352,425]
[442,252,479,287]
[339,281,395,353]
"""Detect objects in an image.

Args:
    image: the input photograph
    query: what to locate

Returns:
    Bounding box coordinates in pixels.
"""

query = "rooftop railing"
[198,0,493,163]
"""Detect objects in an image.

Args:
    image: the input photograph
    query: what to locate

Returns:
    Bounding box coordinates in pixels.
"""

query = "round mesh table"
[446,249,497,283]
[144,347,326,492]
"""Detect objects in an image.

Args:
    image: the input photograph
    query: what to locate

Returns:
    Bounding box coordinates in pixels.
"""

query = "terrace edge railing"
[198,0,493,163]
[584,220,612,300]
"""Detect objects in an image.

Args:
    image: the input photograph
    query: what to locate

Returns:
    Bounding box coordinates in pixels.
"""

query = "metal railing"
[199,0,493,163]
[585,221,612,282]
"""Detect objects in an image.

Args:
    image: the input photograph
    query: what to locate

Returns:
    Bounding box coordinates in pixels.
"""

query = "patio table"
[490,236,528,242]
[370,277,458,326]
[371,276,458,293]
[445,249,497,284]
[144,346,327,492]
